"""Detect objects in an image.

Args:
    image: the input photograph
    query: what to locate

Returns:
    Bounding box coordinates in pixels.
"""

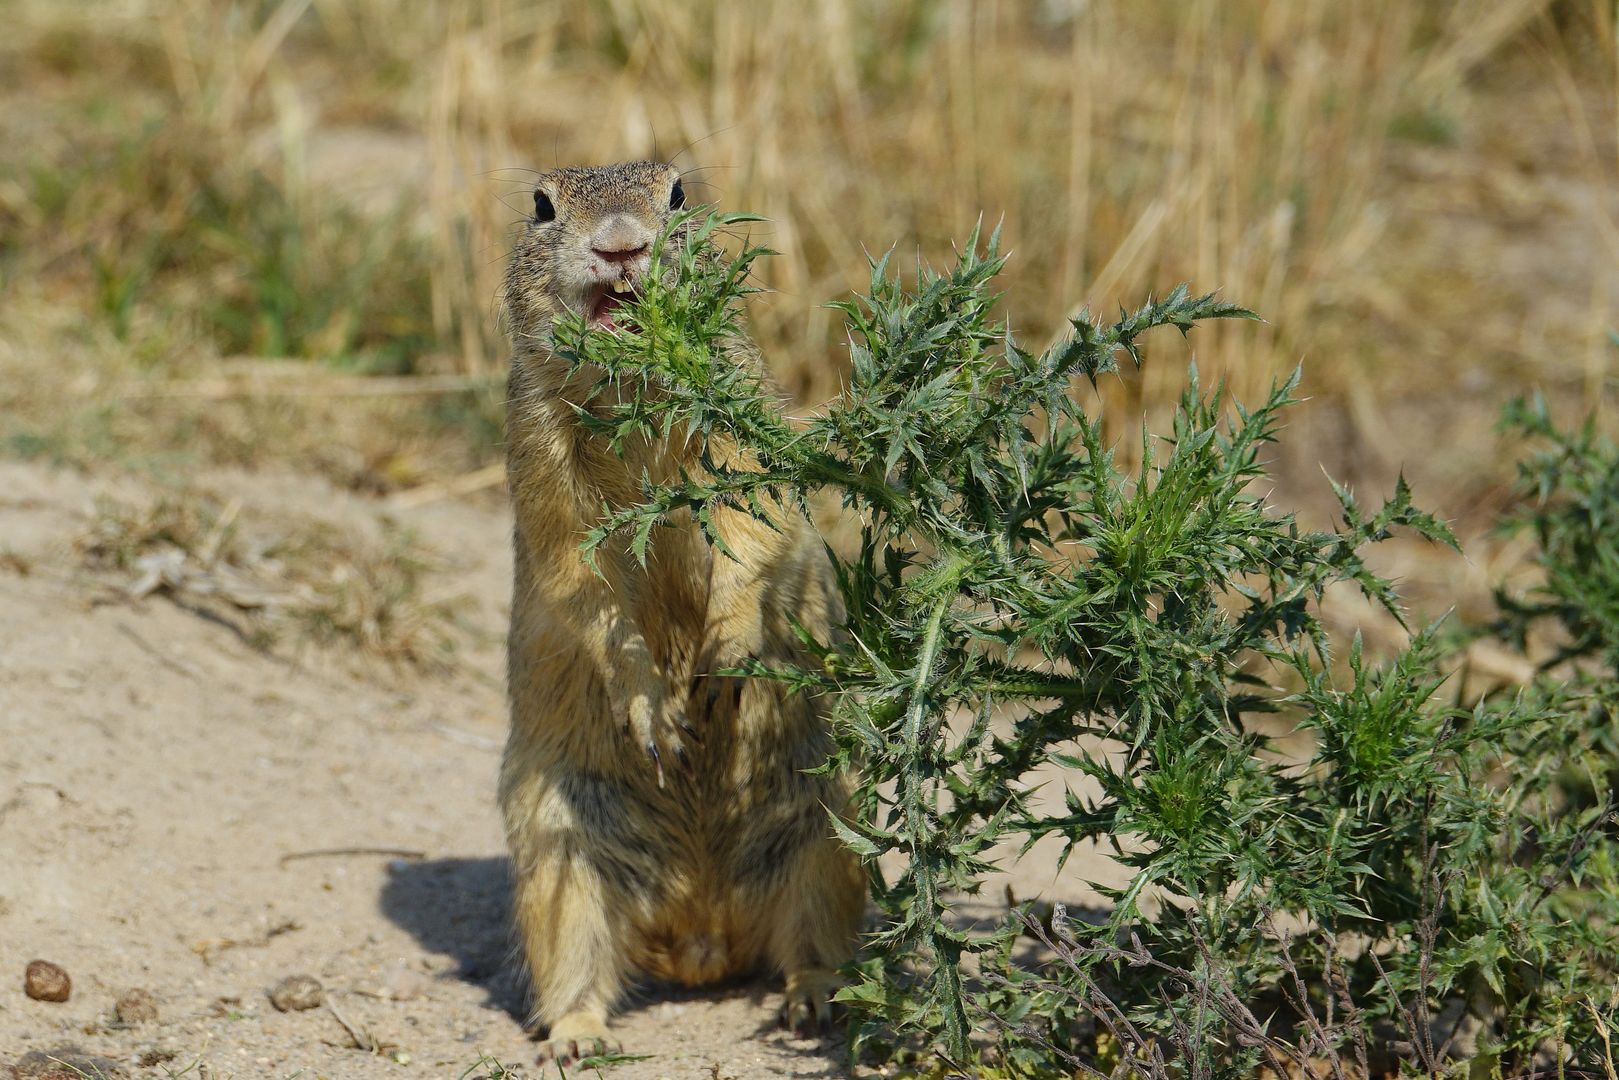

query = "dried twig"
[325,995,378,1053]
[117,372,497,400]
[279,847,426,867]
[190,918,302,964]
[115,620,203,680]
[429,723,503,751]
[1588,994,1618,1080]
[390,463,506,510]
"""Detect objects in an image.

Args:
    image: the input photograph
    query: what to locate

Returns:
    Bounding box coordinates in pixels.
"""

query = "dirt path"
[0,462,878,1079]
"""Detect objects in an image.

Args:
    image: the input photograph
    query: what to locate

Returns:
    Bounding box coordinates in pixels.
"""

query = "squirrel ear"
[534,190,556,223]
[669,179,685,210]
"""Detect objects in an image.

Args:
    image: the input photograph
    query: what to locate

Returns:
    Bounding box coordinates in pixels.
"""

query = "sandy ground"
[0,461,1113,1080]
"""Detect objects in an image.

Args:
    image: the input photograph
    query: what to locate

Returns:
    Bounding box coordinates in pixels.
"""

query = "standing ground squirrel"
[499,160,865,1063]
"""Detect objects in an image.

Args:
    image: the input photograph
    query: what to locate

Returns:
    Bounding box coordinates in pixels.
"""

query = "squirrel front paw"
[615,680,696,787]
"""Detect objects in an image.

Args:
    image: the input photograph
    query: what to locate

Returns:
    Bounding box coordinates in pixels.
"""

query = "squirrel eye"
[669,180,685,210]
[533,191,555,223]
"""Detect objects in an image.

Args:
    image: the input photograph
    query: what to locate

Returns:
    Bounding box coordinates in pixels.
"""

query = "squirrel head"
[503,160,687,345]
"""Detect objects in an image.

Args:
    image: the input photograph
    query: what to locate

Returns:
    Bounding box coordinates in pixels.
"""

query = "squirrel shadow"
[380,856,527,1021]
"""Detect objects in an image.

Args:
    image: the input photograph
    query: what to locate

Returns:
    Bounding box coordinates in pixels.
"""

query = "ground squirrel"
[498,160,865,1063]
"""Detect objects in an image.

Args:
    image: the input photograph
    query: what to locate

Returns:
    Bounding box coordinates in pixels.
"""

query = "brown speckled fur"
[498,161,864,1061]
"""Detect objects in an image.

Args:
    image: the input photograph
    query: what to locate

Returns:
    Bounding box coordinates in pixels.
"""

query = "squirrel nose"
[592,243,647,264]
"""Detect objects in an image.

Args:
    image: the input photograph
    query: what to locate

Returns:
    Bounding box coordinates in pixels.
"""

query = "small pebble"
[115,987,159,1024]
[25,959,72,1002]
[374,968,426,1001]
[267,973,324,1012]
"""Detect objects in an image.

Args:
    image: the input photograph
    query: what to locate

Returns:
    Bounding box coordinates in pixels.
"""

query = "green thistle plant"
[557,209,1619,1078]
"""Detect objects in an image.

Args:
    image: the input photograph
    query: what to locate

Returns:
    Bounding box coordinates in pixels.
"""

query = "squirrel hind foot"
[537,1010,616,1066]
[779,967,841,1039]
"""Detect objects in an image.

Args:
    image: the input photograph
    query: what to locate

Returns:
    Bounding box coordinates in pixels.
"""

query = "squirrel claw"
[780,969,840,1040]
[537,1035,612,1066]
[536,1011,615,1066]
[779,994,834,1039]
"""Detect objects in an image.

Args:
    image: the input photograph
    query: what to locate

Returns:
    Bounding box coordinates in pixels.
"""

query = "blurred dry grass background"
[1,0,1616,625]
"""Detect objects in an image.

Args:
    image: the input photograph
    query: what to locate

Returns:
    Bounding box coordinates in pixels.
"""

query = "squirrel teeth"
[610,277,632,294]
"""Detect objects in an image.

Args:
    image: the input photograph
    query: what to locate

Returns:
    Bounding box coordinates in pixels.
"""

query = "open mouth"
[588,276,639,331]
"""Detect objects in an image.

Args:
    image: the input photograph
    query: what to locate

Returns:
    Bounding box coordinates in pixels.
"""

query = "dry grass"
[0,290,504,493]
[1,0,1616,596]
[77,487,467,670]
